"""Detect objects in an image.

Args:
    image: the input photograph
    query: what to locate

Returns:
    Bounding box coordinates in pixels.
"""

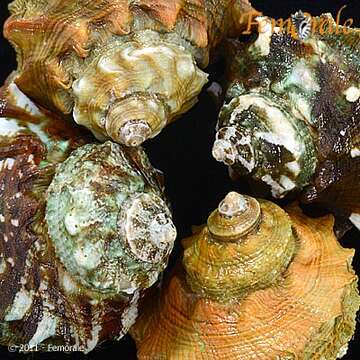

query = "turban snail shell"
[131,192,360,359]
[212,15,360,228]
[4,0,254,146]
[0,81,176,352]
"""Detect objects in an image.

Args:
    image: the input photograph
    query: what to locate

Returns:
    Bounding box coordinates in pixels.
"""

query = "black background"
[0,0,359,359]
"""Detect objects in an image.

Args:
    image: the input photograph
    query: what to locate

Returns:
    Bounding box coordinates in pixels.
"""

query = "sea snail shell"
[5,0,254,146]
[131,192,360,359]
[0,82,176,352]
[71,31,208,146]
[212,15,360,227]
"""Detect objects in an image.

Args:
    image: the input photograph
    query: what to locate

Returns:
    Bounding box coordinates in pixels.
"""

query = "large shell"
[131,192,360,359]
[212,15,360,227]
[4,0,254,146]
[0,80,176,352]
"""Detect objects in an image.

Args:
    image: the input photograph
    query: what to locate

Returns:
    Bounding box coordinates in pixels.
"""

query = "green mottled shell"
[46,142,176,296]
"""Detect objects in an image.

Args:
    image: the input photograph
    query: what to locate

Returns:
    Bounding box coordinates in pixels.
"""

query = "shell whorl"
[183,192,296,302]
[46,141,177,296]
[72,31,208,145]
[131,201,360,360]
[214,93,317,198]
[207,192,261,241]
[0,82,177,351]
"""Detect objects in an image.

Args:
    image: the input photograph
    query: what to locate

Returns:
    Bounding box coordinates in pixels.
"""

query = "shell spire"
[4,0,255,146]
[131,192,360,359]
[207,191,261,241]
[212,15,360,227]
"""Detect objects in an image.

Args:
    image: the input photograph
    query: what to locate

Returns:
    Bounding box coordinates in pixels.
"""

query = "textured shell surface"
[131,192,360,360]
[212,15,360,226]
[0,80,176,352]
[46,141,177,296]
[4,0,254,146]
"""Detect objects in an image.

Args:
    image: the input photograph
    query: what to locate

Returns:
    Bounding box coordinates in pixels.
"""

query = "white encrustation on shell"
[213,14,360,225]
[349,213,360,230]
[214,92,317,198]
[218,191,248,217]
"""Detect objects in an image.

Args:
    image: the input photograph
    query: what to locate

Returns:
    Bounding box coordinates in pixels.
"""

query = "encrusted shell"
[212,15,360,227]
[131,192,360,359]
[46,141,176,295]
[0,81,176,352]
[5,0,254,146]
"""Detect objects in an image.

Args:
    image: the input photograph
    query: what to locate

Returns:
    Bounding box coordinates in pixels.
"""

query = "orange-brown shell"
[131,203,360,359]
[4,0,254,115]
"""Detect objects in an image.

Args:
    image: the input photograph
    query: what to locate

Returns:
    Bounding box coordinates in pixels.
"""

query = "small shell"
[0,82,176,352]
[131,192,360,359]
[212,15,360,225]
[5,0,254,146]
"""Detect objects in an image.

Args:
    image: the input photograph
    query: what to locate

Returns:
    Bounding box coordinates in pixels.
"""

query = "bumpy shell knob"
[46,142,176,295]
[131,192,360,359]
[213,15,360,227]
